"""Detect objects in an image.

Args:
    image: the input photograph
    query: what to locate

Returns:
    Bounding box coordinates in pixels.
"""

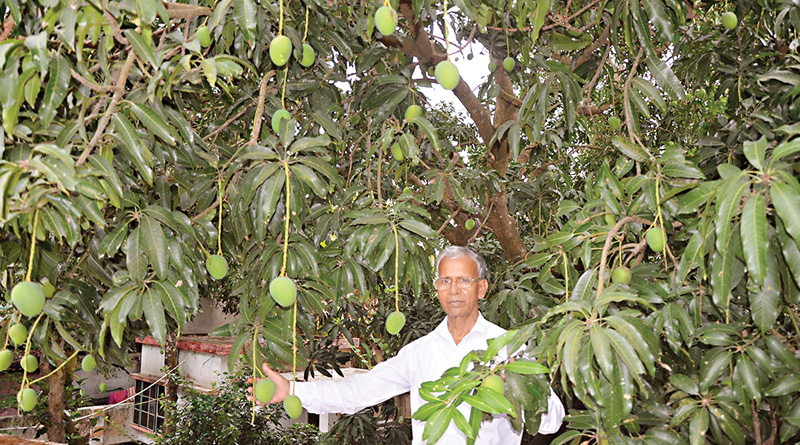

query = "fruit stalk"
[20,311,45,387]
[251,325,259,425]
[29,350,79,385]
[217,175,224,255]
[25,210,39,282]
[392,223,400,312]
[280,161,291,277]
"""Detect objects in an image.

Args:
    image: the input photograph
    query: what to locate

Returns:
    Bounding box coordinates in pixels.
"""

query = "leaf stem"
[25,209,39,282]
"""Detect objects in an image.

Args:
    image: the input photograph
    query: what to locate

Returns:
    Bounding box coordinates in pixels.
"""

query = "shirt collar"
[433,312,489,342]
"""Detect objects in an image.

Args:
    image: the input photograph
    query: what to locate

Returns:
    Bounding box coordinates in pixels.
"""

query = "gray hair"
[436,246,489,280]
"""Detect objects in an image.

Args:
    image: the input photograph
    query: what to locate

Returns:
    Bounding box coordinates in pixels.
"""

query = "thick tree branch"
[249,70,277,146]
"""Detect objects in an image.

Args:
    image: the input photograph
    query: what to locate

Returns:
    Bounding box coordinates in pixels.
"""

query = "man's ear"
[478,278,489,300]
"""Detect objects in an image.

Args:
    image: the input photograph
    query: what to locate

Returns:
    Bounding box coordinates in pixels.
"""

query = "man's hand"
[247,363,291,404]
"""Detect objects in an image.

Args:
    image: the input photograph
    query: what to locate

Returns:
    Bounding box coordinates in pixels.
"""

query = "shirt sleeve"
[537,387,566,435]
[293,348,412,415]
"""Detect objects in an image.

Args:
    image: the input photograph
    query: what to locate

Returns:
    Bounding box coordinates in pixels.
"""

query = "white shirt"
[294,313,565,444]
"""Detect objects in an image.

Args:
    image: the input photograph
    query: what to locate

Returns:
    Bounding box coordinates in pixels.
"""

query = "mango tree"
[1,0,800,442]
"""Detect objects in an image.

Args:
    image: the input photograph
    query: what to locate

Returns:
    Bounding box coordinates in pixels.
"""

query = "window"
[132,379,165,432]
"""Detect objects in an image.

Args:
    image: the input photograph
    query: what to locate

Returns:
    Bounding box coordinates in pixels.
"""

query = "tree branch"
[597,216,653,298]
[248,70,277,146]
[77,50,137,167]
[71,69,115,92]
[202,106,252,142]
[0,16,14,42]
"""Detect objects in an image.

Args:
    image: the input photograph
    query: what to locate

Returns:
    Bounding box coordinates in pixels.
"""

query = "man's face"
[436,256,488,320]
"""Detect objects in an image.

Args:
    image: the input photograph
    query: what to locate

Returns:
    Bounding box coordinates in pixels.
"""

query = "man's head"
[435,247,489,321]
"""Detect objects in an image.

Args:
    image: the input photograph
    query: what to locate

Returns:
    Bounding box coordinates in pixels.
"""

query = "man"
[251,246,565,444]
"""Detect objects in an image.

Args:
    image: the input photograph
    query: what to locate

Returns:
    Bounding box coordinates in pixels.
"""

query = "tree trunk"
[45,353,76,443]
[163,331,179,434]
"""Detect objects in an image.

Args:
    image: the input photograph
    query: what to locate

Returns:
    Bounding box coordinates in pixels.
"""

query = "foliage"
[155,370,320,445]
[318,401,411,445]
[1,0,800,442]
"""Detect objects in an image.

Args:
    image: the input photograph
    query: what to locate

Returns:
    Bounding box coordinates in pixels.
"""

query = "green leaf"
[764,335,800,369]
[24,31,49,75]
[777,219,800,288]
[677,180,719,214]
[476,386,516,416]
[142,286,166,345]
[2,68,35,135]
[689,408,710,445]
[750,251,781,333]
[126,227,147,283]
[208,0,234,30]
[605,327,646,376]
[128,102,177,145]
[398,219,436,240]
[124,29,157,68]
[710,235,738,308]
[291,163,327,197]
[764,374,800,397]
[233,0,257,42]
[111,113,154,186]
[715,175,749,252]
[743,137,766,170]
[631,76,667,112]
[530,0,553,42]
[699,349,731,392]
[412,117,442,153]
[642,0,673,43]
[612,136,649,162]
[645,53,685,100]
[135,0,157,24]
[484,329,517,362]
[676,230,704,284]
[708,405,745,445]
[462,393,501,414]
[450,405,473,439]
[662,160,705,179]
[771,181,800,248]
[736,355,761,403]
[29,157,76,192]
[421,404,453,444]
[770,137,800,166]
[40,55,71,128]
[155,281,186,337]
[140,215,168,280]
[669,373,699,395]
[590,325,614,378]
[741,194,768,286]
[504,360,549,375]
[412,401,446,421]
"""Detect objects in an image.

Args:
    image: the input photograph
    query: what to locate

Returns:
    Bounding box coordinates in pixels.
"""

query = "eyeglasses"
[434,276,481,290]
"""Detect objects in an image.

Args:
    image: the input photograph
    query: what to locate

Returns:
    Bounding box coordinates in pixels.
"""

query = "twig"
[468,201,494,244]
[623,47,644,142]
[76,50,137,167]
[202,106,252,141]
[103,9,128,45]
[0,17,14,42]
[582,26,612,95]
[436,208,461,236]
[597,216,653,298]
[71,69,115,92]
[248,70,277,146]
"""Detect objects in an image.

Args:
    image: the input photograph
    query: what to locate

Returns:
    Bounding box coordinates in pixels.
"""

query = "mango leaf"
[642,0,673,43]
[764,374,800,397]
[421,404,453,444]
[111,113,154,185]
[612,136,649,162]
[777,219,800,288]
[689,408,710,445]
[699,349,731,392]
[398,219,436,239]
[505,359,549,375]
[645,53,685,100]
[770,138,800,165]
[771,181,800,248]
[128,102,177,145]
[736,355,761,404]
[126,227,147,283]
[476,386,515,416]
[708,405,745,445]
[413,401,446,421]
[590,325,614,378]
[233,0,256,42]
[676,230,704,284]
[40,55,71,128]
[741,194,768,286]
[154,281,186,337]
[669,373,699,395]
[750,251,780,332]
[743,137,766,170]
[142,286,166,345]
[124,29,157,68]
[135,0,157,24]
[412,117,442,153]
[140,215,168,280]
[484,329,517,361]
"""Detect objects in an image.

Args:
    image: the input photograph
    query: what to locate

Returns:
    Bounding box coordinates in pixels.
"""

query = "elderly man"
[253,246,564,444]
